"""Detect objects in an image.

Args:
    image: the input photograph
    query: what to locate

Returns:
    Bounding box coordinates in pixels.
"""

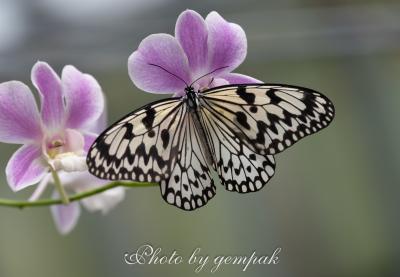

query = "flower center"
[47,138,65,159]
[43,129,87,172]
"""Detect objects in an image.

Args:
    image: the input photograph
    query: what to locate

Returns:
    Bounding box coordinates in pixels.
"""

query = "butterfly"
[87,83,334,210]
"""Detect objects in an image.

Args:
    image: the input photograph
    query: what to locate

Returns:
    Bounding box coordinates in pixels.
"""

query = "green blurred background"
[0,0,399,276]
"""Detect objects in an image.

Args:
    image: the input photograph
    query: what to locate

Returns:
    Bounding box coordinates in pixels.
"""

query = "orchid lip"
[46,137,66,159]
[41,129,87,172]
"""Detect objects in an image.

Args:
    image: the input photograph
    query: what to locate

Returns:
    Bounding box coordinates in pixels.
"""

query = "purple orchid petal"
[175,10,208,74]
[193,77,229,92]
[62,65,104,130]
[51,192,81,235]
[84,105,107,134]
[83,132,98,152]
[82,107,107,152]
[31,61,65,130]
[6,144,47,191]
[219,73,262,84]
[0,81,43,144]
[206,11,247,75]
[128,34,190,94]
[64,128,85,153]
[210,78,229,87]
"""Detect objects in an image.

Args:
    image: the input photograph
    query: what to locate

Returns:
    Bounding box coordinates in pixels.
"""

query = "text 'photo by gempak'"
[0,1,398,277]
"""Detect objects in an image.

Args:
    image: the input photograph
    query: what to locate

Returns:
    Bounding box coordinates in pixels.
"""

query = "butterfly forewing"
[201,84,335,155]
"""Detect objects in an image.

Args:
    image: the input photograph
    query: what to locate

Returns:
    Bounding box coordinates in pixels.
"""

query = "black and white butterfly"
[87,83,334,210]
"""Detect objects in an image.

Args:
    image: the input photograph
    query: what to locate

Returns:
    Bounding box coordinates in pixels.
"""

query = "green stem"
[0,181,157,209]
[50,166,69,204]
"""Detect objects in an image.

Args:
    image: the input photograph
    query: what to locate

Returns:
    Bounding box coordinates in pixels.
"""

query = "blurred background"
[0,0,399,276]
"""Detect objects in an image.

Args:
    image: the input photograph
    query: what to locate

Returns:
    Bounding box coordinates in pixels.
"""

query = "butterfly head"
[184,86,196,94]
[185,86,198,110]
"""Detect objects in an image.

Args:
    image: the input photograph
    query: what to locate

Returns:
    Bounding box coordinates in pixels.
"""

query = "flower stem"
[49,166,70,204]
[0,181,157,209]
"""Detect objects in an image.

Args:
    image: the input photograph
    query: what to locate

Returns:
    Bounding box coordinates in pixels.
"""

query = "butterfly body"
[184,86,215,168]
[87,84,334,210]
[185,86,200,110]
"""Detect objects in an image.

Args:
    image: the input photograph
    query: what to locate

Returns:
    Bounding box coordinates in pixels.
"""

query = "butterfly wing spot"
[236,111,251,129]
[160,129,170,149]
[249,106,258,113]
[236,85,256,104]
[142,108,156,129]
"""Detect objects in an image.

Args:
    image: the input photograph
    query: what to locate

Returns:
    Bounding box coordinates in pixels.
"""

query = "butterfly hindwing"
[201,84,335,155]
[160,113,216,210]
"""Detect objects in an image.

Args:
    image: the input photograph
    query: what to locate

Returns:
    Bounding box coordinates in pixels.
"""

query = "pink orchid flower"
[0,61,124,234]
[128,9,260,96]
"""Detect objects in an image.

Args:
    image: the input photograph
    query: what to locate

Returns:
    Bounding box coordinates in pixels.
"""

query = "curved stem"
[0,181,157,209]
[50,166,69,204]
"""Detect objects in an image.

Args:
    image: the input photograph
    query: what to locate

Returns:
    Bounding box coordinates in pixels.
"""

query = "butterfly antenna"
[208,77,215,87]
[189,66,229,88]
[148,63,189,87]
